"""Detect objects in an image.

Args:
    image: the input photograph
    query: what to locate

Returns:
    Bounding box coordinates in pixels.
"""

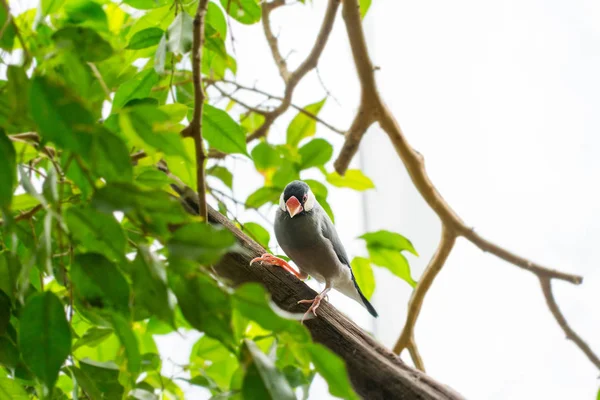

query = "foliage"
[0,0,416,398]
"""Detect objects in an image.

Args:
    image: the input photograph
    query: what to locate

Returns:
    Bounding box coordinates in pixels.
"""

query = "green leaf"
[0,376,28,400]
[66,206,126,262]
[367,247,415,287]
[251,142,282,171]
[167,222,236,264]
[52,26,113,62]
[190,335,238,390]
[306,343,359,400]
[207,165,233,189]
[203,104,249,156]
[286,98,326,147]
[350,257,375,300]
[110,313,141,375]
[272,164,300,189]
[120,104,189,161]
[135,168,171,189]
[325,169,375,191]
[298,138,333,170]
[166,11,193,55]
[91,128,134,182]
[19,292,71,390]
[154,34,167,74]
[220,0,261,25]
[242,223,270,249]
[0,290,10,335]
[64,0,108,30]
[127,27,164,49]
[359,0,372,18]
[0,337,18,368]
[38,0,67,21]
[359,230,418,256]
[70,359,124,399]
[242,339,296,400]
[240,112,265,134]
[123,0,168,10]
[11,193,39,211]
[246,187,280,209]
[71,253,131,314]
[113,69,159,111]
[0,130,16,207]
[72,327,113,351]
[0,6,15,51]
[206,1,227,37]
[168,264,234,349]
[130,247,174,325]
[29,76,94,156]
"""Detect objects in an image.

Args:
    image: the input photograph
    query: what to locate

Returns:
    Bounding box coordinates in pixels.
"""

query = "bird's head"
[279,180,316,218]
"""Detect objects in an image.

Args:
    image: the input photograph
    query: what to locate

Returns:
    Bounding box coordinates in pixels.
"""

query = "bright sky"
[4,0,599,398]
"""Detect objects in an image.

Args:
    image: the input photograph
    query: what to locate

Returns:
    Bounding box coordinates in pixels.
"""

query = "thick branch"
[182,0,210,220]
[335,0,595,370]
[539,277,600,369]
[246,0,340,142]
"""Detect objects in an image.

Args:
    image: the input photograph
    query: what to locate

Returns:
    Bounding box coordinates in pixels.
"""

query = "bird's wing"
[317,206,351,267]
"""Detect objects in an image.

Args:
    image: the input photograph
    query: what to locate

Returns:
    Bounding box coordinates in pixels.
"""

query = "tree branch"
[261,0,290,83]
[335,0,596,371]
[180,0,210,220]
[246,0,340,142]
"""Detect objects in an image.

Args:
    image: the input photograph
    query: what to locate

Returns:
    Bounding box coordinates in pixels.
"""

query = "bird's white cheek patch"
[304,190,316,211]
[279,192,286,211]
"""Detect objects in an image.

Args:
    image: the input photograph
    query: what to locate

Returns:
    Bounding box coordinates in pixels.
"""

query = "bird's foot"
[297,294,326,323]
[250,253,302,279]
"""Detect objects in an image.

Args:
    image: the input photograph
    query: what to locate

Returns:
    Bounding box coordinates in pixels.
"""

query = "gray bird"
[251,180,378,321]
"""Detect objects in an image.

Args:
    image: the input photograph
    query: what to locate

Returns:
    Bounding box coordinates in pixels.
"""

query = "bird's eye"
[303,194,308,202]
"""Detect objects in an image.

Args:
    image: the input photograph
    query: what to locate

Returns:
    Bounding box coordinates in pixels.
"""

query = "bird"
[250,180,378,321]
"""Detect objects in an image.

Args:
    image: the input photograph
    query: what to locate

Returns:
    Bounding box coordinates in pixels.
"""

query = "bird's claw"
[297,296,324,323]
[249,253,302,279]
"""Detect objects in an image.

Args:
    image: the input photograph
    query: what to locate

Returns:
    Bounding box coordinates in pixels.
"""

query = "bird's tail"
[350,272,378,317]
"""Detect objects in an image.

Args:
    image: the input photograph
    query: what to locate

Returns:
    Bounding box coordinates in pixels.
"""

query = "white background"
[4,0,600,399]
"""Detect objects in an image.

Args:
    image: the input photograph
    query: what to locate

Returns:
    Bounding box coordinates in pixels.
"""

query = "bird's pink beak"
[286,196,303,218]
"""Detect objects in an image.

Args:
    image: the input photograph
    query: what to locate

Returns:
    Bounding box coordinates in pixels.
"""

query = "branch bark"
[334,0,596,372]
[181,0,210,221]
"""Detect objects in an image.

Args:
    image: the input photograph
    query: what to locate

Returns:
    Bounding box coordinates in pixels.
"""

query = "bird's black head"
[280,180,315,218]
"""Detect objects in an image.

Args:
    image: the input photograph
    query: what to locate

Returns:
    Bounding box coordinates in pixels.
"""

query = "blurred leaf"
[19,292,71,390]
[207,1,227,37]
[240,112,265,134]
[306,343,359,400]
[0,376,28,400]
[10,194,39,211]
[0,290,10,335]
[219,0,261,25]
[30,76,94,156]
[71,253,131,314]
[70,359,124,399]
[119,104,189,161]
[113,69,159,111]
[0,6,15,51]
[367,247,415,287]
[359,0,372,18]
[298,138,333,170]
[66,206,126,262]
[123,0,169,10]
[287,98,326,147]
[207,165,233,189]
[52,26,113,62]
[325,169,374,191]
[127,27,164,49]
[272,164,300,189]
[109,312,141,375]
[0,337,18,368]
[168,265,235,349]
[167,12,193,55]
[190,335,238,390]
[203,104,248,156]
[350,257,375,300]
[0,130,16,207]
[360,230,418,256]
[72,327,113,351]
[64,0,108,30]
[167,222,236,264]
[233,283,309,342]
[242,340,296,400]
[135,168,171,189]
[91,128,134,182]
[154,34,167,74]
[130,247,174,325]
[242,223,270,249]
[37,0,67,21]
[246,187,280,209]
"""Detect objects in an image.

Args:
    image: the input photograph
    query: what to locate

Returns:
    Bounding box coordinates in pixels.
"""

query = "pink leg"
[297,286,332,323]
[250,253,303,279]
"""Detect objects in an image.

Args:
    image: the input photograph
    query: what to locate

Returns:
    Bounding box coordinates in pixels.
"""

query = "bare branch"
[261,0,290,82]
[336,0,596,370]
[247,0,341,142]
[540,277,600,369]
[181,0,210,221]
[407,337,426,372]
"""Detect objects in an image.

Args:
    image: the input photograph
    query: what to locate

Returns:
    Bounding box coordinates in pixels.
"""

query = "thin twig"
[539,277,600,369]
[335,0,595,372]
[246,0,340,142]
[262,0,290,82]
[87,62,111,100]
[181,0,210,221]
[407,337,426,372]
[1,0,30,65]
[211,85,268,115]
